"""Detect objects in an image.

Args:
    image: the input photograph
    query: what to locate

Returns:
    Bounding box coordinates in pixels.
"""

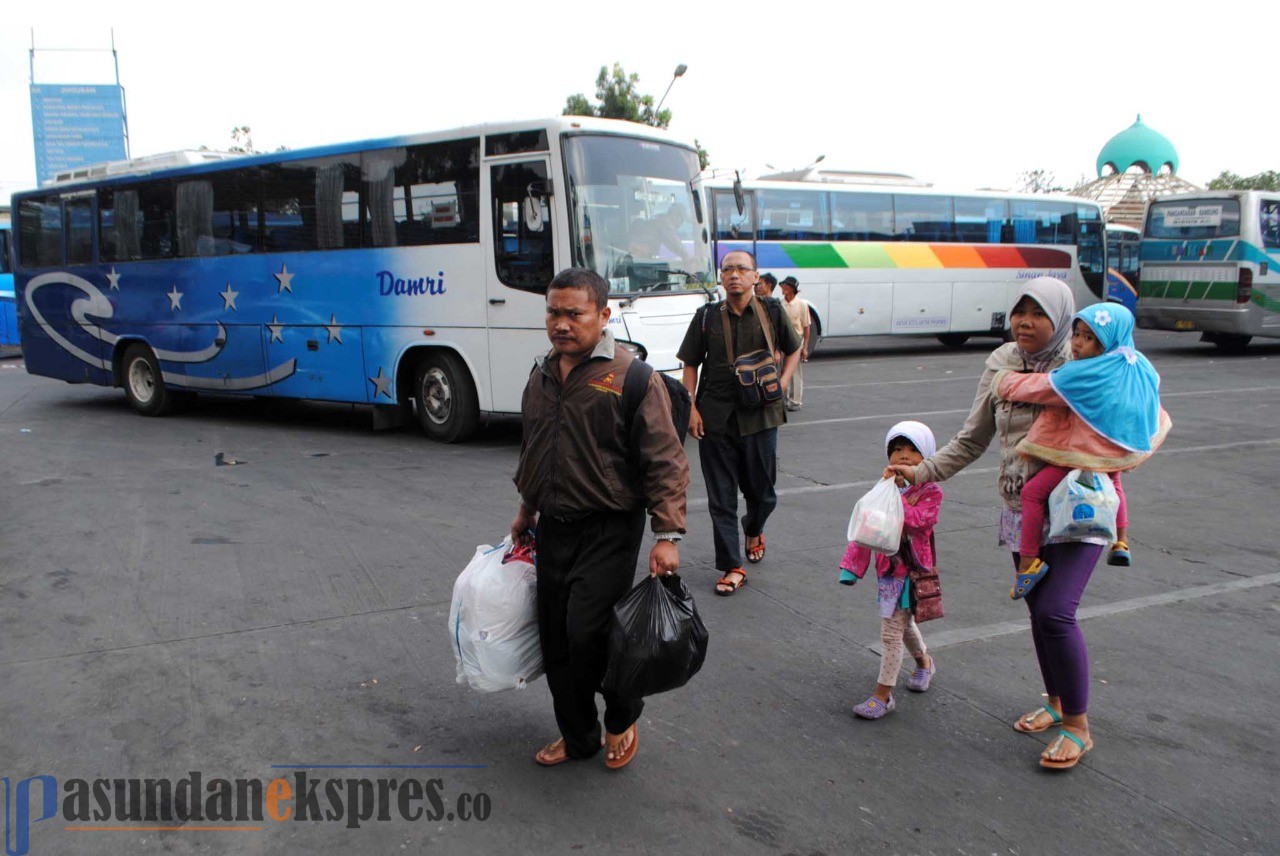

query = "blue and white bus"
[0,208,16,348]
[1104,222,1142,312]
[705,174,1106,349]
[1137,190,1280,351]
[13,117,714,440]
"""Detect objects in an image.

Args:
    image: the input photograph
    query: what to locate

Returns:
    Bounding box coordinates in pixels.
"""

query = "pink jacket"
[994,370,1172,472]
[840,482,942,579]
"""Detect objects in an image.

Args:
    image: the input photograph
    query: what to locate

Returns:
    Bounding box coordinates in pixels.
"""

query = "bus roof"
[1147,189,1280,204]
[704,176,1102,207]
[20,116,691,196]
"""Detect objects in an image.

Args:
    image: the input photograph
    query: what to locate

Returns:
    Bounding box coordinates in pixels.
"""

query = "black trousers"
[535,509,647,759]
[697,425,778,572]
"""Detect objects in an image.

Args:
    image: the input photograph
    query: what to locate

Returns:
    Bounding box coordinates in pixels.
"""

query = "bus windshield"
[1146,198,1241,240]
[563,134,713,296]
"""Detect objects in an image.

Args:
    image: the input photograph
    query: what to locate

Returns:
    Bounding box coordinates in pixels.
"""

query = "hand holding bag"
[721,298,783,408]
[1047,469,1119,542]
[846,477,905,555]
[602,574,709,698]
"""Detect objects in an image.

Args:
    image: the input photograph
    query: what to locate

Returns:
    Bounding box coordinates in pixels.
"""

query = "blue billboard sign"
[30,84,128,184]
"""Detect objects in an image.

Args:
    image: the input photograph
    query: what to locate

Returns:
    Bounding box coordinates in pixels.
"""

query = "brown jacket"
[514,331,688,533]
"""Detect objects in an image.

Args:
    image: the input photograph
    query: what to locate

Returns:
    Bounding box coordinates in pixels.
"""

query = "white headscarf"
[886,420,936,460]
[1013,276,1074,371]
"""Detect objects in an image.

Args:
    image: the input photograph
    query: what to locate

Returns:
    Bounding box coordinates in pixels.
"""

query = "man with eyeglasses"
[677,250,802,596]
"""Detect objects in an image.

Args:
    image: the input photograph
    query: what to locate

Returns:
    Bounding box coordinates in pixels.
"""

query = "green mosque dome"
[1097,115,1178,177]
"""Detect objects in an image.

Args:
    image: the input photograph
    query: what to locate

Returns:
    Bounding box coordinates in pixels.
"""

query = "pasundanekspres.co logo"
[4,765,491,855]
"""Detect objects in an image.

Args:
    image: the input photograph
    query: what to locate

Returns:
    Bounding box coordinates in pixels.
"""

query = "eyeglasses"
[720,264,756,274]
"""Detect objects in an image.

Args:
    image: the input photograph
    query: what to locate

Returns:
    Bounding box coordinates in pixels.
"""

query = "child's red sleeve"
[902,484,943,534]
[997,371,1066,406]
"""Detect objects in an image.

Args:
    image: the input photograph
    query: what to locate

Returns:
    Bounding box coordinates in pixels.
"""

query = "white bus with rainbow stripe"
[707,175,1105,348]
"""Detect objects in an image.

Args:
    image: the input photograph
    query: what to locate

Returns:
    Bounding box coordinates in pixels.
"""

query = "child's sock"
[838,569,857,585]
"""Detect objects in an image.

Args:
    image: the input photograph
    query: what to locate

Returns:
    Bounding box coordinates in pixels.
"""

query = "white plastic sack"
[847,477,905,555]
[1047,470,1119,542]
[448,537,544,692]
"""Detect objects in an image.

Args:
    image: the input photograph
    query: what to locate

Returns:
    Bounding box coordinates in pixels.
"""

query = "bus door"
[62,193,110,371]
[486,157,558,410]
[712,188,756,268]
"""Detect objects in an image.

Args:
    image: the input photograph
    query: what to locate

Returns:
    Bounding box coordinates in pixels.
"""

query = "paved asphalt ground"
[1,330,1277,856]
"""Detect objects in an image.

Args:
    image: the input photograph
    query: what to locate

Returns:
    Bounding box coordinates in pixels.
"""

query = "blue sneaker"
[1108,542,1132,566]
[838,569,858,585]
[1010,558,1049,600]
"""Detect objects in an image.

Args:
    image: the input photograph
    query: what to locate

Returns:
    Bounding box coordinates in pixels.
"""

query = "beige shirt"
[783,297,810,338]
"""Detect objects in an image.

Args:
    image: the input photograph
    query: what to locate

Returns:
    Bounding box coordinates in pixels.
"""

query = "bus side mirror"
[732,170,745,216]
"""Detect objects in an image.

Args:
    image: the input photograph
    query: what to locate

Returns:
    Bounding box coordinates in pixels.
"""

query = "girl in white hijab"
[839,420,944,719]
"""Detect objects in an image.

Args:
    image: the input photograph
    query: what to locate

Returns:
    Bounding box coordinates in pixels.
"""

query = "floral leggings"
[880,608,927,687]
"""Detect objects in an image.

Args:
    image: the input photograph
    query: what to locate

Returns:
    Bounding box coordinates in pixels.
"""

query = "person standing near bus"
[779,276,811,411]
[512,267,689,771]
[754,272,777,299]
[679,250,802,596]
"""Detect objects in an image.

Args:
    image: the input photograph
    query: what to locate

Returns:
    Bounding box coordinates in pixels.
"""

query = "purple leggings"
[1014,541,1105,716]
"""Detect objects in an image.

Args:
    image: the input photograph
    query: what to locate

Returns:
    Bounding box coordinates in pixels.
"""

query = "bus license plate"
[1174,320,1196,330]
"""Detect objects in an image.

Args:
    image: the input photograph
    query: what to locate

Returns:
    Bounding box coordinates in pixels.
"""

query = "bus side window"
[1262,201,1280,250]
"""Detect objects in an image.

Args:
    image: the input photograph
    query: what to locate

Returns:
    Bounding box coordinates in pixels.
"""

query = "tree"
[1017,169,1068,194]
[564,63,709,170]
[1207,170,1279,191]
[229,125,255,154]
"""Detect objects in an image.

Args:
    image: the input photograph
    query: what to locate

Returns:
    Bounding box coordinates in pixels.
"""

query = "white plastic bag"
[846,477,905,555]
[1047,470,1119,542]
[448,537,544,692]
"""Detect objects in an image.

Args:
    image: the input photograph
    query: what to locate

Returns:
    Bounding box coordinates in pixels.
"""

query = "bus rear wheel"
[414,351,479,443]
[1206,332,1252,353]
[121,343,181,416]
[937,333,970,348]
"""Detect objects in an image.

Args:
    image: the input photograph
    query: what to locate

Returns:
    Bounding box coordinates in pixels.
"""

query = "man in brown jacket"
[511,267,688,771]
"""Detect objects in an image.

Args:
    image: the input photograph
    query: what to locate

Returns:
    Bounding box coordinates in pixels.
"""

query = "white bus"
[1137,190,1280,351]
[14,117,714,440]
[705,175,1106,348]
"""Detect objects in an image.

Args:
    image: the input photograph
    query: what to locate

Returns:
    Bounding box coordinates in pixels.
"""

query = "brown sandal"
[715,568,747,596]
[534,738,571,767]
[605,723,638,770]
[746,534,766,563]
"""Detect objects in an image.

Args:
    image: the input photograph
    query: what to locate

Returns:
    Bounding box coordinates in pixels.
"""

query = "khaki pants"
[787,361,804,406]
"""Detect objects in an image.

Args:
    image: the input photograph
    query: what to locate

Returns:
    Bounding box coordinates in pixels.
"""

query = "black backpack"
[622,359,691,445]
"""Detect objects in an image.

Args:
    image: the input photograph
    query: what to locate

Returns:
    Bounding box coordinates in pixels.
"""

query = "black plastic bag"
[602,574,709,697]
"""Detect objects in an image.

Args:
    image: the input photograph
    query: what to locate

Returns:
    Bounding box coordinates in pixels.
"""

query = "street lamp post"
[655,63,688,116]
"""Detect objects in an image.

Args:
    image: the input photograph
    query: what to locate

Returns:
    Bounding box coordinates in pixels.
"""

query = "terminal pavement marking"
[869,572,1280,655]
[688,438,1280,509]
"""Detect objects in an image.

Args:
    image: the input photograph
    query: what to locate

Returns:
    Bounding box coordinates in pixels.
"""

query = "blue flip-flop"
[1010,558,1049,600]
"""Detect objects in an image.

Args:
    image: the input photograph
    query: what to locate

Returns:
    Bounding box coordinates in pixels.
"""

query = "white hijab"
[886,420,936,460]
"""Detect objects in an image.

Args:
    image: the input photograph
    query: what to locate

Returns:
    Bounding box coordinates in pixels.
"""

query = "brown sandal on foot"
[746,534,766,563]
[605,723,638,770]
[534,738,571,767]
[715,568,747,596]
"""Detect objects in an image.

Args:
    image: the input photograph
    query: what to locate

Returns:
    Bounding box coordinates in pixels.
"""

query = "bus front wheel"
[121,343,181,416]
[937,333,970,348]
[414,351,480,443]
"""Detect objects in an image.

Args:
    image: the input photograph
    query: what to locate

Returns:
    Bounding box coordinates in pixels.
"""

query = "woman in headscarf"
[891,277,1104,770]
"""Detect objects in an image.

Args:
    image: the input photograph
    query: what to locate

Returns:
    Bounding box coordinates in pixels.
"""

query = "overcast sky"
[2,0,1274,200]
